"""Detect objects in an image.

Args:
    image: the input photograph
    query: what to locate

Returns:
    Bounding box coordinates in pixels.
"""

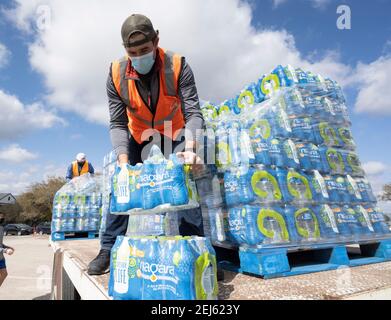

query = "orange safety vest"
[72,161,89,177]
[111,47,185,144]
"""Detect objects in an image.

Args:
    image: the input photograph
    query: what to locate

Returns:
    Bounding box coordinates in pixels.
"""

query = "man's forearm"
[178,58,204,150]
[185,116,204,148]
[107,66,131,164]
[110,127,130,163]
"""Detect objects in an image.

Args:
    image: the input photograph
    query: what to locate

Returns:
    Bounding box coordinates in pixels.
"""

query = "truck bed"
[50,239,391,300]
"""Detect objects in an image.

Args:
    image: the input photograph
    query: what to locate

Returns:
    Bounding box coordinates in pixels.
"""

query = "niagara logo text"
[140,261,175,276]
[140,171,170,184]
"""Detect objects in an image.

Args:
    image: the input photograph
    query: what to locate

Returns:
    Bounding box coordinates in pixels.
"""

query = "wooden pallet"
[51,230,99,242]
[215,237,391,279]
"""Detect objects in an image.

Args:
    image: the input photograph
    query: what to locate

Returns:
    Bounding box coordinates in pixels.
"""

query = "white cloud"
[6,0,391,118]
[310,0,331,9]
[0,89,65,140]
[0,163,67,195]
[0,167,38,194]
[4,0,354,125]
[378,200,391,214]
[0,144,38,163]
[272,0,330,9]
[363,161,389,176]
[70,133,82,140]
[362,161,391,203]
[272,0,288,8]
[0,172,31,194]
[41,163,67,180]
[0,43,11,68]
[0,161,105,195]
[354,55,391,115]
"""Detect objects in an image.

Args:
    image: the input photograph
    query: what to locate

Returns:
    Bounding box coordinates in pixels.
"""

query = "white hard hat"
[76,153,86,161]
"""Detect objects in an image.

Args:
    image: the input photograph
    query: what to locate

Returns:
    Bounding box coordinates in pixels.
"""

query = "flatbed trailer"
[50,239,391,300]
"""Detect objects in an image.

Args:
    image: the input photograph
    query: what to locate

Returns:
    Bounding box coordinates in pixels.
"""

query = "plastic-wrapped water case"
[110,145,199,215]
[276,168,314,204]
[361,204,391,237]
[108,236,218,300]
[227,204,291,247]
[313,204,340,241]
[51,174,103,235]
[224,165,283,207]
[285,205,321,244]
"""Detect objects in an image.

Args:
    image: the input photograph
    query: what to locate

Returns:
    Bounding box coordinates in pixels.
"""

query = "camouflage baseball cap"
[121,14,158,47]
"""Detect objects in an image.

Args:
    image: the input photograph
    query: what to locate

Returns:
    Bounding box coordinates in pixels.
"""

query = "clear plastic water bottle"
[356,177,377,203]
[52,218,62,232]
[88,204,100,230]
[65,203,76,232]
[215,123,230,168]
[247,118,271,165]
[283,87,306,117]
[75,203,87,231]
[314,204,340,242]
[296,142,312,171]
[240,127,256,165]
[228,122,241,165]
[283,139,300,169]
[290,117,315,143]
[268,138,285,167]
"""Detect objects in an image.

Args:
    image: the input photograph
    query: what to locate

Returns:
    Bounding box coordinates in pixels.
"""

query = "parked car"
[36,222,51,235]
[4,224,33,236]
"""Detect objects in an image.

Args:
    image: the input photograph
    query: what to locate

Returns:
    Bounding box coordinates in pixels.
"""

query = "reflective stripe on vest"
[111,47,185,144]
[72,161,89,177]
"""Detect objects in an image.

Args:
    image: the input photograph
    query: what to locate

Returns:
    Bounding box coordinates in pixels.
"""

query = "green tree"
[0,202,22,223]
[17,176,66,224]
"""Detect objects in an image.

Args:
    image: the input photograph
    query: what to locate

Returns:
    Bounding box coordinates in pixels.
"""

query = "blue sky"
[0,0,391,207]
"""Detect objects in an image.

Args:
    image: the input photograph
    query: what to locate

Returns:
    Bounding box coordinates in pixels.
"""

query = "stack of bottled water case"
[199,65,391,249]
[105,147,218,300]
[109,235,218,300]
[110,145,199,217]
[51,173,103,237]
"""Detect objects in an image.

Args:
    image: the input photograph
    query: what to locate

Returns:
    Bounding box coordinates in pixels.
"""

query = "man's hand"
[5,248,14,255]
[176,151,206,178]
[176,151,203,165]
[177,140,203,165]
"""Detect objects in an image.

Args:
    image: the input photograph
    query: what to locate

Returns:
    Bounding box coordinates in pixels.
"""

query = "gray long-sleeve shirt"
[107,52,204,157]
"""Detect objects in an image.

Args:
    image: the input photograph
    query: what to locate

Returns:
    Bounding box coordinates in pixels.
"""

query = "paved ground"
[0,235,53,300]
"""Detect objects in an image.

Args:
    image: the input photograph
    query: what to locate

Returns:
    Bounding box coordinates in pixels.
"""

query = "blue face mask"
[131,51,155,75]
